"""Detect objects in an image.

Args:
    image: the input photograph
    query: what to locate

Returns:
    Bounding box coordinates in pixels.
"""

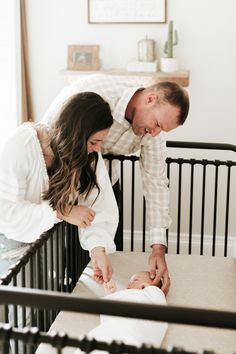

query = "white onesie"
[75,286,168,353]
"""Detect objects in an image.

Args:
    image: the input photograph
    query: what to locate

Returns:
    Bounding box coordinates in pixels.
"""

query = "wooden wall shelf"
[61,68,190,87]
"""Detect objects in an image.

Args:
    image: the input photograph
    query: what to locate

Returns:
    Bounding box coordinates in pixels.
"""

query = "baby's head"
[127,271,161,290]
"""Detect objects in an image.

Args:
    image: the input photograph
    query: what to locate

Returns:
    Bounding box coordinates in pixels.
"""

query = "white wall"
[0,0,20,139]
[26,0,236,146]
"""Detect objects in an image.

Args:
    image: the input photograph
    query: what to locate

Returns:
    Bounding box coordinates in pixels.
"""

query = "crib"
[0,140,236,354]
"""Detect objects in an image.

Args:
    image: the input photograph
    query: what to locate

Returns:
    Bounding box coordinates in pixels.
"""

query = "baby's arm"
[103,279,117,294]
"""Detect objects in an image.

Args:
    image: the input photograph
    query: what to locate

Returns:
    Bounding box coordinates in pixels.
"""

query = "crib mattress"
[36,252,236,354]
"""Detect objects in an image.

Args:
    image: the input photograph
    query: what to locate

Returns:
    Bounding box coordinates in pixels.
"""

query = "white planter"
[160,58,179,73]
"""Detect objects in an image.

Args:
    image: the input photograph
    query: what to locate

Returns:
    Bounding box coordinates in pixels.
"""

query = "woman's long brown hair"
[43,92,113,215]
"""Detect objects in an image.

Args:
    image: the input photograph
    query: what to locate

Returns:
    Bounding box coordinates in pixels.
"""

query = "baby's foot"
[103,279,117,294]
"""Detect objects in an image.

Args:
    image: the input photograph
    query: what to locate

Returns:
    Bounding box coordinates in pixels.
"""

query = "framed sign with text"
[88,0,167,24]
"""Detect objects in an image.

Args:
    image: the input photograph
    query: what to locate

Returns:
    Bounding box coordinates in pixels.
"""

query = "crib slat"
[200,162,207,255]
[120,160,124,251]
[142,197,146,252]
[224,163,231,257]
[130,160,135,251]
[188,162,194,254]
[212,162,219,256]
[176,162,183,254]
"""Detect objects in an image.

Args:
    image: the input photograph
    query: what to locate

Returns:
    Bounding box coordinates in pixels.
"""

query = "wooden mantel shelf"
[61,68,190,87]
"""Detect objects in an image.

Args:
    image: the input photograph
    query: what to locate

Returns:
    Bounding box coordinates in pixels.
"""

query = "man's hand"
[91,247,113,284]
[149,244,170,295]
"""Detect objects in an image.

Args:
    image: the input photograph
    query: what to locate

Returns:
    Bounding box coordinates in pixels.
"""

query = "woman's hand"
[57,205,96,228]
[91,247,113,283]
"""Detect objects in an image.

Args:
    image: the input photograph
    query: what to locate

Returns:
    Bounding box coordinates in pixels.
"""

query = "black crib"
[0,141,236,354]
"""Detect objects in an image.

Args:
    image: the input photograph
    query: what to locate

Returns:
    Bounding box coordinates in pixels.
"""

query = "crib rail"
[0,286,236,354]
[1,286,236,330]
[0,222,86,335]
[166,140,236,152]
[0,325,207,354]
[0,223,85,290]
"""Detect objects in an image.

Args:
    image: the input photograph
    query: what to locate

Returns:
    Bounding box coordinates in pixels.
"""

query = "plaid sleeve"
[139,133,171,247]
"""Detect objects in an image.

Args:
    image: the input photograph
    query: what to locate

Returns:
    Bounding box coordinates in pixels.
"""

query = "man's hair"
[43,92,113,215]
[151,81,189,125]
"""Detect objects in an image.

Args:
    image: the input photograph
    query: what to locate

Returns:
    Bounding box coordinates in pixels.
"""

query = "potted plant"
[160,20,179,73]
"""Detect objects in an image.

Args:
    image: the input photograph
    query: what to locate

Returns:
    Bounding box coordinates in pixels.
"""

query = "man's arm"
[139,133,171,294]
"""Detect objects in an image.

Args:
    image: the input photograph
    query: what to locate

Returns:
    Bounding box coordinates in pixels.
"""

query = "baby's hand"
[103,279,117,294]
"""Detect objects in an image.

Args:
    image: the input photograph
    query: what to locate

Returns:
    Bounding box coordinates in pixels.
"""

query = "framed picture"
[67,45,100,70]
[88,0,167,24]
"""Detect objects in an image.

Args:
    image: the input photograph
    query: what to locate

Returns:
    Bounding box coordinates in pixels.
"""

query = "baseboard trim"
[123,230,236,257]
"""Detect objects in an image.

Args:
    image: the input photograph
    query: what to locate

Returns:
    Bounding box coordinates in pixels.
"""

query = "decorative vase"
[160,57,179,73]
[138,36,156,62]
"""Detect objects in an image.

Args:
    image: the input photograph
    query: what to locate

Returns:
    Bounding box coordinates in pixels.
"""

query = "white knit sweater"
[0,123,118,254]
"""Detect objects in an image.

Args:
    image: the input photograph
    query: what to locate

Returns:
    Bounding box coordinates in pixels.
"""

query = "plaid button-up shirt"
[42,74,171,246]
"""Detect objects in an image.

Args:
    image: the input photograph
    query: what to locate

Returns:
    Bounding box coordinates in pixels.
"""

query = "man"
[42,74,189,295]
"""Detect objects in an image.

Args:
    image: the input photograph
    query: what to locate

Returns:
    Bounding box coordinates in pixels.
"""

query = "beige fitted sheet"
[36,252,236,354]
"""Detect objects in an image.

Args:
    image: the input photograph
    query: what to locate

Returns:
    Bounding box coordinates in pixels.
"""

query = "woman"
[0,92,119,283]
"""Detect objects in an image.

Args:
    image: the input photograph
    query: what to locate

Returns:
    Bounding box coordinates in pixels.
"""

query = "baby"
[104,270,162,294]
[75,271,167,353]
[128,270,162,289]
